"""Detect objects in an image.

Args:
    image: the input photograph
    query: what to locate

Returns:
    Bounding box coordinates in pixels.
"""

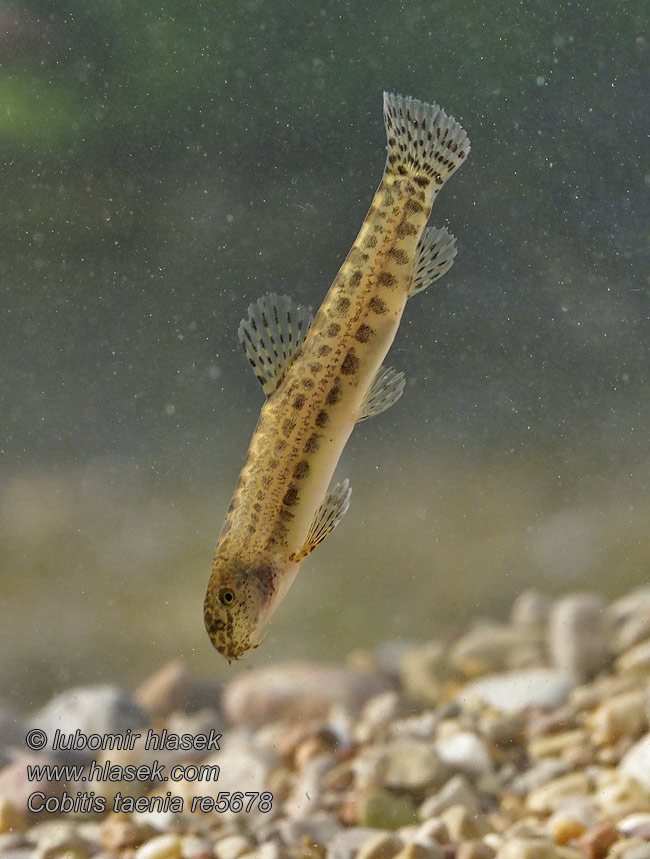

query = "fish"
[204,91,470,662]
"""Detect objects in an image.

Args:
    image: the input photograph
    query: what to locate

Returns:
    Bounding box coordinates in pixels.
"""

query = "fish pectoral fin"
[409,226,457,296]
[238,293,313,395]
[291,479,351,562]
[357,365,406,421]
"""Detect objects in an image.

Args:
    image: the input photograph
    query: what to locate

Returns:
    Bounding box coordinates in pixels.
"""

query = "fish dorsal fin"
[291,479,351,562]
[238,293,313,395]
[409,226,457,296]
[358,365,406,422]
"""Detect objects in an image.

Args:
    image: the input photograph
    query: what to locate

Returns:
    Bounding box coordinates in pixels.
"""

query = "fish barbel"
[204,92,470,662]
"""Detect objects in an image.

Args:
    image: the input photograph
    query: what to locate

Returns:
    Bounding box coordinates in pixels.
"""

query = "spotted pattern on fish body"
[204,92,470,662]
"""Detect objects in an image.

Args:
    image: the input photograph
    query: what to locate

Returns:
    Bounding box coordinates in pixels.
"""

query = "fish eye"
[218,588,236,606]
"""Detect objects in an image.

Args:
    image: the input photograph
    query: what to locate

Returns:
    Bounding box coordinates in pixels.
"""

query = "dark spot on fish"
[248,524,256,534]
[377,271,397,288]
[350,270,362,287]
[363,234,377,249]
[227,498,238,514]
[304,433,320,453]
[256,489,264,500]
[414,175,430,188]
[341,349,360,376]
[275,439,287,454]
[369,296,388,314]
[326,384,342,405]
[308,362,322,374]
[315,409,329,428]
[397,220,418,238]
[293,394,306,410]
[261,475,272,488]
[388,248,410,265]
[282,419,296,437]
[334,296,351,317]
[405,198,424,214]
[327,322,341,337]
[293,460,310,479]
[283,485,299,507]
[301,378,315,389]
[269,458,279,469]
[355,324,373,343]
[253,502,261,512]
[317,344,331,357]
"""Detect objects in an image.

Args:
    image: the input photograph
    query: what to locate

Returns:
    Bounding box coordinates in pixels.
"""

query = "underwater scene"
[2,1,650,856]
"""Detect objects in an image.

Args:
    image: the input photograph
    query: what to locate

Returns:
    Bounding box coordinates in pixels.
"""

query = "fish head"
[203,555,280,663]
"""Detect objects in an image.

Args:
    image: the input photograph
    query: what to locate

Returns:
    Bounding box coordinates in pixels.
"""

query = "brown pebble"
[456,841,496,859]
[576,825,619,859]
[99,817,156,850]
[354,832,403,859]
[0,796,28,834]
[440,805,490,841]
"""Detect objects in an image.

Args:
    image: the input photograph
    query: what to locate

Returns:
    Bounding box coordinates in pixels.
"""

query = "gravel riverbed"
[1,587,650,859]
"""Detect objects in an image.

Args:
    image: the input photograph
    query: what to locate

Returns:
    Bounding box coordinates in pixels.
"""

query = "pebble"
[618,813,650,839]
[134,834,183,859]
[214,835,254,859]
[0,756,65,814]
[547,593,611,679]
[180,834,213,859]
[496,839,584,859]
[98,817,156,850]
[371,740,449,791]
[449,625,539,678]
[223,663,388,728]
[30,685,146,761]
[528,730,590,760]
[458,669,575,713]
[618,732,650,791]
[616,640,650,674]
[399,643,446,705]
[357,789,418,830]
[526,772,593,813]
[417,774,481,819]
[354,832,403,859]
[589,689,648,745]
[394,844,444,859]
[439,804,490,840]
[326,828,391,859]
[435,731,492,775]
[576,824,619,859]
[456,842,496,859]
[0,796,28,834]
[134,659,221,719]
[30,820,95,859]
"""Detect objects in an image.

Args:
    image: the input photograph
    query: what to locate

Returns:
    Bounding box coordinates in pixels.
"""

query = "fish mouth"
[215,630,266,665]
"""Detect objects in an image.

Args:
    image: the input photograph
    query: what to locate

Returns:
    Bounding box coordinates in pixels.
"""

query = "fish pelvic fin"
[383,92,470,189]
[238,293,313,395]
[357,365,405,421]
[290,479,351,562]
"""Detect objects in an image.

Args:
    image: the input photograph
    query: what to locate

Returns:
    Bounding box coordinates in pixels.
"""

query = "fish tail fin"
[383,92,470,189]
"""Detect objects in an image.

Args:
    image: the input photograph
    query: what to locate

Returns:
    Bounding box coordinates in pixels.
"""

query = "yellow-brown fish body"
[204,92,469,661]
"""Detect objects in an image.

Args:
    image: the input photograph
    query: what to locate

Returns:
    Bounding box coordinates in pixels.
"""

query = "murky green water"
[3,0,648,708]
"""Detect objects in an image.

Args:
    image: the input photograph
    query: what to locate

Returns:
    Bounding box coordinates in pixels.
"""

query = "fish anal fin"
[238,293,313,395]
[409,226,457,296]
[291,479,351,562]
[358,365,405,422]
